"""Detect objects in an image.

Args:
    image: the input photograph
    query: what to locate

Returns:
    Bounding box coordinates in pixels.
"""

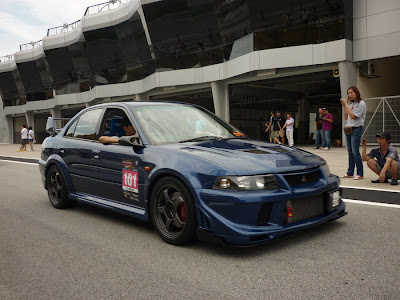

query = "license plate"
[329,190,341,209]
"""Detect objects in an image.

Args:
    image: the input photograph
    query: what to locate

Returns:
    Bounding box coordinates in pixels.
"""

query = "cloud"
[0,0,102,56]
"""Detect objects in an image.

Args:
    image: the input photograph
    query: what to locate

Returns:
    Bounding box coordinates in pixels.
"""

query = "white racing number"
[122,169,138,193]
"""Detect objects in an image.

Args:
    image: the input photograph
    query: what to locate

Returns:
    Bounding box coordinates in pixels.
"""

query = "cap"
[322,107,327,110]
[276,110,280,113]
[376,132,391,140]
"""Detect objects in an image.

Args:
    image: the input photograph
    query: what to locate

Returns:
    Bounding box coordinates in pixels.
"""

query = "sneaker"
[17,150,22,152]
[341,173,352,178]
[371,179,388,183]
[28,150,32,152]
[391,179,398,186]
[313,147,319,149]
[353,175,364,180]
[323,147,330,151]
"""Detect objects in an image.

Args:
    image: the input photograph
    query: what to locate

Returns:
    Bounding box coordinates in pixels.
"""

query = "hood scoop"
[241,147,292,154]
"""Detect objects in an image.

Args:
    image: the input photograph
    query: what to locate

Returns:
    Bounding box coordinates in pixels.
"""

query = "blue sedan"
[39,102,346,246]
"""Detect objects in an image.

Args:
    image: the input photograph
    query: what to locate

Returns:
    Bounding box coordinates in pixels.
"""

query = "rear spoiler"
[46,117,71,136]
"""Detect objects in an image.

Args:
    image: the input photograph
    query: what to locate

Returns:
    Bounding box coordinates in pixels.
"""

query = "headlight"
[212,175,279,191]
[321,164,331,178]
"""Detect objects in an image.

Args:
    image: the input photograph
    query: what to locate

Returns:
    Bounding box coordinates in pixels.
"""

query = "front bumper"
[195,177,346,246]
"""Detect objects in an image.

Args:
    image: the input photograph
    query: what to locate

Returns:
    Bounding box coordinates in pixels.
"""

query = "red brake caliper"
[179,203,186,223]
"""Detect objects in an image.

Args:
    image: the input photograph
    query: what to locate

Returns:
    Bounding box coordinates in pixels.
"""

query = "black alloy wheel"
[46,165,73,209]
[151,177,196,245]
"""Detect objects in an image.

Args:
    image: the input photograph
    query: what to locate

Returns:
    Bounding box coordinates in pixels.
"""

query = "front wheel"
[150,177,196,245]
[46,165,73,209]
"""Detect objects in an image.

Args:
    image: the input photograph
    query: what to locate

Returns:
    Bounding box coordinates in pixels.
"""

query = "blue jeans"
[321,130,331,148]
[346,127,364,176]
[315,129,322,148]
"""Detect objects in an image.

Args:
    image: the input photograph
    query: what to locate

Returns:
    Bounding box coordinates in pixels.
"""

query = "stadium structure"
[1,0,400,144]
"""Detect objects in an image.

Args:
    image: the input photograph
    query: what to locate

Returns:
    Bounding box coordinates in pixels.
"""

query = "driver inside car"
[99,117,136,144]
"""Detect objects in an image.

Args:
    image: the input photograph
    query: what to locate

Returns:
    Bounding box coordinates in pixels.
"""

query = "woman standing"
[28,126,35,151]
[340,86,367,180]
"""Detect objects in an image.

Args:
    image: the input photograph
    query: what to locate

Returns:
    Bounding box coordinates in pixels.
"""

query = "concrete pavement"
[1,142,399,192]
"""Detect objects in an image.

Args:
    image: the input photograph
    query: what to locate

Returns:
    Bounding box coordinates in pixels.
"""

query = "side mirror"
[46,117,71,136]
[46,117,55,135]
[118,134,144,147]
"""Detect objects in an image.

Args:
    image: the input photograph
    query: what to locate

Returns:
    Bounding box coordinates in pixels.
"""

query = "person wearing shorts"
[272,111,286,144]
[18,125,29,152]
[361,132,399,185]
[28,126,35,151]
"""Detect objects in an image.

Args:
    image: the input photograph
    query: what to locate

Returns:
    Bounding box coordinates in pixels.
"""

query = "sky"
[0,0,105,57]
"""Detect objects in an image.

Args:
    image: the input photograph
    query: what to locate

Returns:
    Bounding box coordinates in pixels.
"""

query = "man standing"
[17,124,29,152]
[265,111,275,143]
[361,132,399,185]
[282,113,294,146]
[314,108,323,149]
[321,107,333,151]
[273,111,286,144]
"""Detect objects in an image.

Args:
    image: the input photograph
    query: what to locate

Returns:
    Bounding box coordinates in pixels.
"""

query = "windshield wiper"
[179,136,223,143]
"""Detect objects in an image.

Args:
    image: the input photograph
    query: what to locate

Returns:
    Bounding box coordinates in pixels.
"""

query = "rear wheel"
[46,165,73,209]
[151,177,196,245]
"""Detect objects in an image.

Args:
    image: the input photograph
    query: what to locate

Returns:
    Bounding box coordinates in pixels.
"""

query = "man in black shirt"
[314,107,323,149]
[273,111,286,144]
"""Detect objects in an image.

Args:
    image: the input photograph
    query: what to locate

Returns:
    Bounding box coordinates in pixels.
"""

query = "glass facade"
[0,0,351,106]
[16,58,53,101]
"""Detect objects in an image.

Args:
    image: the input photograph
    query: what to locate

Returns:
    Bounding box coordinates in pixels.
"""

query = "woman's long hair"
[347,86,362,102]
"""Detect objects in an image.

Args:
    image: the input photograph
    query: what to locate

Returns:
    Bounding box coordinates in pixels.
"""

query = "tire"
[46,165,73,209]
[150,177,196,245]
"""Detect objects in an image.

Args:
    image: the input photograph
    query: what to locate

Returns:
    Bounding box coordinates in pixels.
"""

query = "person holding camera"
[361,133,399,185]
[340,86,367,180]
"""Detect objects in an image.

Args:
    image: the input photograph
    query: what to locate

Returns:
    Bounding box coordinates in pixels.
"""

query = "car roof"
[91,101,196,109]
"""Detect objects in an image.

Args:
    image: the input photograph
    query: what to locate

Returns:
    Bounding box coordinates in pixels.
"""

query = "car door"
[60,108,103,195]
[89,108,147,210]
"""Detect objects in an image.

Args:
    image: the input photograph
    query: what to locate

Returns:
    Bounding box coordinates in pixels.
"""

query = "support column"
[51,106,61,118]
[25,111,34,128]
[339,61,358,146]
[5,115,14,144]
[298,97,309,144]
[135,93,149,101]
[211,81,230,123]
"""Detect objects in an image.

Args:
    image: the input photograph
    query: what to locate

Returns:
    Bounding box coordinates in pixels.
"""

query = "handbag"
[343,126,353,135]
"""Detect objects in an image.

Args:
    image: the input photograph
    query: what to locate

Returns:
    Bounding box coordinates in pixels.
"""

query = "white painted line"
[343,199,400,208]
[0,159,37,166]
[341,185,400,193]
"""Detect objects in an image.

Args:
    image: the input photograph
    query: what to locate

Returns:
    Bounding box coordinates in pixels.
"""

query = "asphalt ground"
[0,160,399,300]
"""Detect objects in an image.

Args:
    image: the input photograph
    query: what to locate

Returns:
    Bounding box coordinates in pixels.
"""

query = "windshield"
[131,104,245,145]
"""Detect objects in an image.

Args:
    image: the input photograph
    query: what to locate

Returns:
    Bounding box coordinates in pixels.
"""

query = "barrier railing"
[84,0,128,15]
[0,54,15,62]
[19,40,43,51]
[47,20,81,36]
[363,96,400,145]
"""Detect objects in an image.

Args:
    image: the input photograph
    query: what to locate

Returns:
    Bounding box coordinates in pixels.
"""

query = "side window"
[73,109,103,140]
[65,119,78,137]
[100,108,133,137]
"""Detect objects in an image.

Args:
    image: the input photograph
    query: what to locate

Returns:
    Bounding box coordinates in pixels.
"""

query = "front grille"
[283,169,321,186]
[286,195,324,224]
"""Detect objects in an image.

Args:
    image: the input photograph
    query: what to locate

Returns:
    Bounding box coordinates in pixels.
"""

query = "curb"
[0,155,39,164]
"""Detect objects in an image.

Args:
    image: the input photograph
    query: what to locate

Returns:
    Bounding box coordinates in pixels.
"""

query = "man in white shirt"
[282,113,295,146]
[17,124,29,152]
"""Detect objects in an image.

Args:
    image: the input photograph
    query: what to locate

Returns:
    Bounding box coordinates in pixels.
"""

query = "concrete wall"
[353,0,400,61]
[358,57,400,98]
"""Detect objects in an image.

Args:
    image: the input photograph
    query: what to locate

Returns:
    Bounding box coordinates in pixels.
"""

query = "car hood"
[159,139,325,175]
